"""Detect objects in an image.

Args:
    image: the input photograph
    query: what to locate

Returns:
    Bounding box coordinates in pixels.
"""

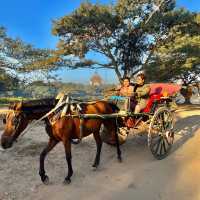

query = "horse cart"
[0,83,180,184]
[78,92,175,160]
[51,83,179,161]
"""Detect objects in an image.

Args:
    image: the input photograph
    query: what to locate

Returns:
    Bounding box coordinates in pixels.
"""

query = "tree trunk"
[114,67,122,83]
[180,86,193,104]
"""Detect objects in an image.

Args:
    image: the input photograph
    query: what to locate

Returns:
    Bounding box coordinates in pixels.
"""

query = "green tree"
[0,69,20,91]
[145,11,200,103]
[0,26,56,88]
[53,0,178,81]
[19,0,199,102]
[0,26,51,71]
[24,80,58,98]
[22,0,179,81]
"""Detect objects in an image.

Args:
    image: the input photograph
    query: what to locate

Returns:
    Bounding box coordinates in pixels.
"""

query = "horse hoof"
[92,164,98,168]
[118,157,122,163]
[92,165,99,171]
[42,175,50,185]
[71,139,80,144]
[63,178,71,185]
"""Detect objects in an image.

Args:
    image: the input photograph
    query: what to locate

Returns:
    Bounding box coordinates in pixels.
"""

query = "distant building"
[90,72,103,86]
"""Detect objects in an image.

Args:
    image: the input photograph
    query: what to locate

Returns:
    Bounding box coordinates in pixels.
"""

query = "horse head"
[1,98,59,149]
[1,102,29,149]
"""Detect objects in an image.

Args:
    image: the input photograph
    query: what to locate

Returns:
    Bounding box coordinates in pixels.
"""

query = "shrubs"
[0,97,28,106]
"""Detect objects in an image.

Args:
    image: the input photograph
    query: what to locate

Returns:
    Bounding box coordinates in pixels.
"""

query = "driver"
[134,73,150,113]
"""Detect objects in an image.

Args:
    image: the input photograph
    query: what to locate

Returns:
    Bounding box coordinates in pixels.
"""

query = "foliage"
[21,0,179,81]
[0,97,28,107]
[145,11,200,85]
[0,26,53,85]
[23,80,58,98]
[15,0,200,88]
[1,27,49,69]
[0,68,20,91]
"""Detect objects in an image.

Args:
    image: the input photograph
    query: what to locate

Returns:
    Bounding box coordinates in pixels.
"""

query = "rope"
[79,117,84,142]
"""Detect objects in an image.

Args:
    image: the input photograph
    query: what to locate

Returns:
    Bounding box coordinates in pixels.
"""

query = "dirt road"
[0,105,200,200]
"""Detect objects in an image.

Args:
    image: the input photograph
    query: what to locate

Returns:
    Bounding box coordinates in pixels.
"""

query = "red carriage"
[101,83,181,160]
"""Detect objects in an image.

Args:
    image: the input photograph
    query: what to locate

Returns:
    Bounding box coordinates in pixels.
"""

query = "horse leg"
[104,120,122,162]
[115,126,122,162]
[92,132,102,168]
[63,139,73,184]
[39,137,58,184]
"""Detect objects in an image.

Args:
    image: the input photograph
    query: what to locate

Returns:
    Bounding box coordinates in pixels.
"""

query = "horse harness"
[5,110,25,142]
[48,96,85,142]
[8,95,98,143]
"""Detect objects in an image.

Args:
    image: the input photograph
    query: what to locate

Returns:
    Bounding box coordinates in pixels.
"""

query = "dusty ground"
[0,105,200,200]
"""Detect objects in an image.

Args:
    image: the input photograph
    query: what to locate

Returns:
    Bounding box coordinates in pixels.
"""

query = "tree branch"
[144,0,167,26]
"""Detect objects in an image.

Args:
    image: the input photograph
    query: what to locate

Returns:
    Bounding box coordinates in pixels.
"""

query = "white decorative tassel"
[61,96,70,117]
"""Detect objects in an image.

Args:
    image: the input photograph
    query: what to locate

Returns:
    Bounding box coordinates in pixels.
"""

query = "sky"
[0,0,199,83]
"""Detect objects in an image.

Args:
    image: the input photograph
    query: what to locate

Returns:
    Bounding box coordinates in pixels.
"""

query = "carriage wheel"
[148,107,174,160]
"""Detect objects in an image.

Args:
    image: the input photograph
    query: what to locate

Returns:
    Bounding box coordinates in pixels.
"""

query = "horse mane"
[9,98,119,115]
[9,98,59,113]
[22,98,58,108]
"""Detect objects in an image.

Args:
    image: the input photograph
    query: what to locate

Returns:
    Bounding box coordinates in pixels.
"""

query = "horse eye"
[12,117,19,126]
[3,118,6,124]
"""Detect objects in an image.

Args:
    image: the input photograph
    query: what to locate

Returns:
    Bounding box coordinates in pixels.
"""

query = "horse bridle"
[5,111,25,142]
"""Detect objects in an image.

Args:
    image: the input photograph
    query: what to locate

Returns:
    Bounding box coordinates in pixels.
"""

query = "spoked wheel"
[148,107,174,160]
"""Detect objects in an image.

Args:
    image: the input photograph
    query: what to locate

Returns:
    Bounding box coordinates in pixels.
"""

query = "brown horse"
[39,100,121,184]
[1,99,121,184]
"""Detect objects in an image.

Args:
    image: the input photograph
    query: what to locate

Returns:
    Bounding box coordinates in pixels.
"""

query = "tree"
[0,26,51,71]
[0,26,57,89]
[20,0,199,95]
[0,69,20,91]
[145,11,200,103]
[22,0,181,81]
[55,0,179,81]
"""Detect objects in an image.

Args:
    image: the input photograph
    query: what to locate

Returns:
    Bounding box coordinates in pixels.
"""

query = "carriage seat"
[141,83,181,113]
[142,93,162,113]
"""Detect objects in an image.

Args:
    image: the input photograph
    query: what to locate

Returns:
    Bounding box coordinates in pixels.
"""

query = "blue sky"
[0,0,199,83]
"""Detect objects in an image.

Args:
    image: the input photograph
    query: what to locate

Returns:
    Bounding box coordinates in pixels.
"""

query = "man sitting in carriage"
[133,73,150,114]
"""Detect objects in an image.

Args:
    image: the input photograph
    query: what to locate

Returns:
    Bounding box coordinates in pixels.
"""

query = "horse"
[39,100,121,184]
[1,98,58,149]
[1,99,121,184]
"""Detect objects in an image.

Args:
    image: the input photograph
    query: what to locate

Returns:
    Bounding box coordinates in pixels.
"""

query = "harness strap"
[79,117,84,142]
[61,96,70,117]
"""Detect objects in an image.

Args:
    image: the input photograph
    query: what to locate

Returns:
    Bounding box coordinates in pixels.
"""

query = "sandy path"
[0,105,200,200]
